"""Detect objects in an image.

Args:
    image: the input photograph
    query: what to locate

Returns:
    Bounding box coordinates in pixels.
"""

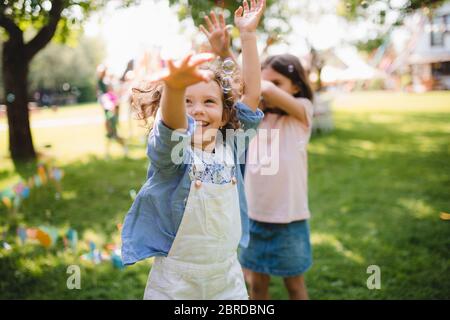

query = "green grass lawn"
[0,92,449,299]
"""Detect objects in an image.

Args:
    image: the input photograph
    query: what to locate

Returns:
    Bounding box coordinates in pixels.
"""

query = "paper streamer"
[1,197,12,209]
[66,229,78,251]
[37,165,48,184]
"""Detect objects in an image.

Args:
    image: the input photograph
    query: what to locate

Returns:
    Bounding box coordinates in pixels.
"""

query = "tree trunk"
[316,66,323,92]
[3,40,36,161]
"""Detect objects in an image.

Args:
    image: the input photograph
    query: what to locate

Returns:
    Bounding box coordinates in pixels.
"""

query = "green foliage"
[338,0,448,22]
[356,36,384,53]
[168,0,293,39]
[0,35,105,103]
[1,0,140,43]
[339,0,448,55]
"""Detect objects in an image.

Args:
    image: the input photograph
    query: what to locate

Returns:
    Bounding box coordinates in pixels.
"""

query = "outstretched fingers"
[258,0,266,13]
[167,59,176,73]
[243,0,249,13]
[234,5,243,18]
[199,24,210,38]
[204,14,214,33]
[210,10,219,28]
[180,53,194,68]
[219,12,226,29]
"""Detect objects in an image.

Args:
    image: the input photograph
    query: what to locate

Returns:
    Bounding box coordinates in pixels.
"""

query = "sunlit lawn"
[0,91,449,299]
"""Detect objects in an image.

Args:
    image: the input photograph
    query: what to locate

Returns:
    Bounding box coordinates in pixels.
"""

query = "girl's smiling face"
[185,80,226,151]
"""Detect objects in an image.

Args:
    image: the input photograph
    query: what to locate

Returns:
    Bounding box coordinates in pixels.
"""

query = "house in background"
[317,46,385,91]
[408,3,450,91]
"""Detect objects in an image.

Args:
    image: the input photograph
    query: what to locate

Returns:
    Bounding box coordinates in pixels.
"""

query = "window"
[430,16,445,47]
[432,61,450,77]
[445,14,450,33]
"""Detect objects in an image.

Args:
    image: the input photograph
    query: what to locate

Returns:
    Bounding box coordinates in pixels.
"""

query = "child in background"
[121,0,266,300]
[96,66,127,155]
[240,54,315,300]
[100,84,120,138]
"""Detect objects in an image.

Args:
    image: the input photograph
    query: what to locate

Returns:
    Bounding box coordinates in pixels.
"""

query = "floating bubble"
[6,93,15,103]
[221,75,233,93]
[62,83,70,91]
[222,58,235,75]
[288,64,294,73]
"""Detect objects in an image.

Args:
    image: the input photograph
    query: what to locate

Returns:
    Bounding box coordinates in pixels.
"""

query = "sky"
[84,0,410,76]
[85,0,196,75]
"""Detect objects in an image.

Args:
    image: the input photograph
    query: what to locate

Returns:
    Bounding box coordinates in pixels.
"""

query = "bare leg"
[242,267,252,288]
[283,274,309,300]
[248,271,271,300]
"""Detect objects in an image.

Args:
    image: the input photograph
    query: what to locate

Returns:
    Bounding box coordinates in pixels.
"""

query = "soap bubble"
[221,75,233,93]
[222,58,235,75]
[6,93,15,103]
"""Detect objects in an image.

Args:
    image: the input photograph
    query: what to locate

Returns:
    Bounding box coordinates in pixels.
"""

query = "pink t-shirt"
[244,98,314,223]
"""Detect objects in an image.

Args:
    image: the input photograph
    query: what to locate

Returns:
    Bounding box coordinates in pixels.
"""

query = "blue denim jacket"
[121,102,263,265]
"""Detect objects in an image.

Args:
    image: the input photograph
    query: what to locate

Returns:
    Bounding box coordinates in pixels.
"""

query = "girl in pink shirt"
[239,54,314,300]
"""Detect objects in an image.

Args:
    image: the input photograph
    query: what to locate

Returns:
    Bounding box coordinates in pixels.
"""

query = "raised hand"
[151,53,215,90]
[234,0,266,34]
[200,11,231,58]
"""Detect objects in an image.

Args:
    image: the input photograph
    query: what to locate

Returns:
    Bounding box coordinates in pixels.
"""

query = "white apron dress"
[143,144,248,300]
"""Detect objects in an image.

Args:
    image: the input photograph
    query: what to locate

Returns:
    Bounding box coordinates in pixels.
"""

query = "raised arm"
[157,53,215,130]
[234,0,266,111]
[261,80,310,125]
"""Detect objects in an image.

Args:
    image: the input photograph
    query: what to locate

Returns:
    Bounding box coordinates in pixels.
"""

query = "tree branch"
[25,0,65,60]
[0,12,23,40]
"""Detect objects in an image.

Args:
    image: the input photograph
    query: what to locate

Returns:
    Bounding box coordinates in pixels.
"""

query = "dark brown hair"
[131,63,242,137]
[262,53,314,103]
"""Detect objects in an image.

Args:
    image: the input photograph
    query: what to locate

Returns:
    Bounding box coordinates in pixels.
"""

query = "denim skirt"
[238,219,312,277]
